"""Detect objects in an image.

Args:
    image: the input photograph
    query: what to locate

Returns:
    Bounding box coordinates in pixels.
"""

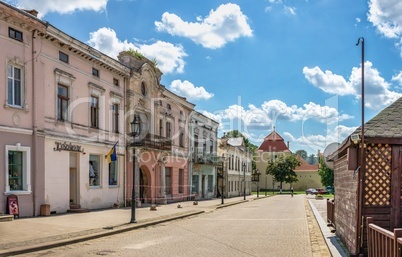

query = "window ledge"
[4,191,32,196]
[89,186,102,189]
[3,104,29,113]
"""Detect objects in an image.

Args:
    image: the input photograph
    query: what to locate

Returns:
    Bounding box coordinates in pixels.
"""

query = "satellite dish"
[323,142,340,169]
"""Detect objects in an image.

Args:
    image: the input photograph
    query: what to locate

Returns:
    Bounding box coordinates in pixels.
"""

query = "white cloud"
[284,6,296,15]
[88,27,187,74]
[283,125,357,153]
[202,100,352,140]
[368,0,402,55]
[303,66,354,95]
[169,80,214,101]
[155,3,252,49]
[7,0,107,18]
[303,61,402,109]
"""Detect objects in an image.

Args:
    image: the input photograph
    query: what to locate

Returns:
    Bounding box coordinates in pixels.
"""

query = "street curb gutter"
[0,210,205,257]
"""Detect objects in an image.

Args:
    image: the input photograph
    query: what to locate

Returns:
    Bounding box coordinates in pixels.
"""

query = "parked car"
[306,188,317,195]
[316,188,328,195]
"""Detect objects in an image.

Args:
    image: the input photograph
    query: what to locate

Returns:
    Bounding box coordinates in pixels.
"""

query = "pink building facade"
[1,3,199,217]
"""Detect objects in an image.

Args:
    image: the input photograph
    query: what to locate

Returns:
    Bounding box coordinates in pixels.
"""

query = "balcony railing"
[194,154,222,165]
[129,133,172,151]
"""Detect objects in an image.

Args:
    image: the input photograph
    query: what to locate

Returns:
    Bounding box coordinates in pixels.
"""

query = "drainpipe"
[31,29,38,216]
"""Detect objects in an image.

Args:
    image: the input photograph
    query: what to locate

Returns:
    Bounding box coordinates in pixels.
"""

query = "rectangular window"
[210,140,213,154]
[57,85,69,121]
[92,68,99,77]
[108,159,118,186]
[179,131,184,147]
[90,96,99,128]
[166,122,171,138]
[6,145,31,193]
[208,175,213,192]
[8,151,23,191]
[113,78,119,87]
[112,104,119,133]
[179,169,184,193]
[7,64,22,107]
[159,119,163,136]
[192,175,199,194]
[9,27,22,41]
[59,51,69,63]
[89,155,100,187]
[165,167,172,195]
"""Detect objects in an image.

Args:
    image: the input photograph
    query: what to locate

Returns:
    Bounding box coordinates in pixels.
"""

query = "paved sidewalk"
[0,195,344,257]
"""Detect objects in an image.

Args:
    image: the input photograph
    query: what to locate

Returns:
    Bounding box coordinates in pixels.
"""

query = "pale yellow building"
[253,129,323,193]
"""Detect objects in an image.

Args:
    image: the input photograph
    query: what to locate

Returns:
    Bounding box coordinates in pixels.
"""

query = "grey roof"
[353,96,402,138]
[227,137,244,147]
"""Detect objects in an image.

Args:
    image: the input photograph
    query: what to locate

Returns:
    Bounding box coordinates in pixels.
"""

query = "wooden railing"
[326,199,335,226]
[367,217,402,257]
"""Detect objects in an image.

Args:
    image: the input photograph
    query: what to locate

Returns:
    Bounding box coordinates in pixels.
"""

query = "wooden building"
[329,97,402,256]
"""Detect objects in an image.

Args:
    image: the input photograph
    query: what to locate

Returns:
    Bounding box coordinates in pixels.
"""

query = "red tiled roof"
[258,131,290,152]
[295,155,319,172]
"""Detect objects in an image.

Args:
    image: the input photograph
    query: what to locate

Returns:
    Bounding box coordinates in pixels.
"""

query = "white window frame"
[55,69,75,122]
[5,145,31,195]
[7,63,24,108]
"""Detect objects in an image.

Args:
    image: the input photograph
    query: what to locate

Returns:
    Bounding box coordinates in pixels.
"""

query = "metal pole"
[265,175,267,196]
[130,148,136,223]
[221,160,224,204]
[356,37,365,254]
[243,164,246,200]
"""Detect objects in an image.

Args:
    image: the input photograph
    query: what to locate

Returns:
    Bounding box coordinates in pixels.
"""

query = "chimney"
[23,9,38,17]
[287,141,289,149]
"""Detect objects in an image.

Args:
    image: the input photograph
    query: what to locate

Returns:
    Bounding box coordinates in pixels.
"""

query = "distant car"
[316,188,328,195]
[306,188,317,195]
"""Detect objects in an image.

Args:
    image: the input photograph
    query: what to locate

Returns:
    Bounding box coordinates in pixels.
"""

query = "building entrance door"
[69,153,78,205]
[202,175,205,198]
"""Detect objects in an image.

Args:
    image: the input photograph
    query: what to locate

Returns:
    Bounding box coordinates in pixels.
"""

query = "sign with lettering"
[54,142,82,152]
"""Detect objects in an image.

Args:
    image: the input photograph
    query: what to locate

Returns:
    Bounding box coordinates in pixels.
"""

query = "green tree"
[266,155,301,193]
[295,150,307,160]
[318,158,334,187]
[307,154,317,164]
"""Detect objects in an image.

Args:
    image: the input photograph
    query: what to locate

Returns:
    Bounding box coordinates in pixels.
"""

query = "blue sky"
[5,0,402,155]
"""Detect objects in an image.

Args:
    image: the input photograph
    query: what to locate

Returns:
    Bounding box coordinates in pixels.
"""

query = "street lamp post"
[243,163,246,200]
[130,115,141,223]
[220,154,225,205]
[265,174,267,196]
[252,169,260,197]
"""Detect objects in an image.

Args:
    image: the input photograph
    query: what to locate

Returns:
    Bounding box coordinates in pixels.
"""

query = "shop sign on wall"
[54,142,83,152]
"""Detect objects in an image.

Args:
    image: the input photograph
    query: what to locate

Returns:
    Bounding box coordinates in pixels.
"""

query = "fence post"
[367,217,373,257]
[393,229,402,257]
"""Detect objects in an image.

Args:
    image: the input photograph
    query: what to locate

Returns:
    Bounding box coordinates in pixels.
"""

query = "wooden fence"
[326,199,335,226]
[367,217,402,257]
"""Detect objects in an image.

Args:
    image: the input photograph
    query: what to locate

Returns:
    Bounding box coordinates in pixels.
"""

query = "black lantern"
[130,115,141,137]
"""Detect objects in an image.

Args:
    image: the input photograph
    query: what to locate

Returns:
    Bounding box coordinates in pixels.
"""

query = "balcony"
[129,133,172,151]
[194,154,221,165]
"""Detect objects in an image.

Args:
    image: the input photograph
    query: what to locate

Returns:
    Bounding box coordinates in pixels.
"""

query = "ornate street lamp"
[129,115,141,223]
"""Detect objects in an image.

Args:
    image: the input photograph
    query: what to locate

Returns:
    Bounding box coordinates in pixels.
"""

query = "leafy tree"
[296,150,307,160]
[318,157,334,187]
[307,154,317,164]
[266,155,301,193]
